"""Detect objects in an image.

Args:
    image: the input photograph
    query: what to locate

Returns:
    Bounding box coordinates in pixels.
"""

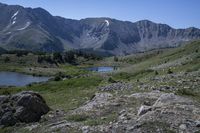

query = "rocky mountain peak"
[0,2,200,55]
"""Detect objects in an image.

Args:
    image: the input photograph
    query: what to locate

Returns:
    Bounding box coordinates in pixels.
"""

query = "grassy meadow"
[0,40,199,112]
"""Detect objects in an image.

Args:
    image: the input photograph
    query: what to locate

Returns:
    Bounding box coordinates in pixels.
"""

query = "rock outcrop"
[59,91,200,133]
[9,90,200,133]
[0,91,49,127]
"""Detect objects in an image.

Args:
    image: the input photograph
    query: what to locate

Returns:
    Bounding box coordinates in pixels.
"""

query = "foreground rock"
[73,92,113,113]
[45,91,200,133]
[0,91,50,127]
[4,91,200,132]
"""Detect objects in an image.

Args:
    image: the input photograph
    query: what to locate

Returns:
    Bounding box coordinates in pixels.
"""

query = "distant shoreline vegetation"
[0,49,103,64]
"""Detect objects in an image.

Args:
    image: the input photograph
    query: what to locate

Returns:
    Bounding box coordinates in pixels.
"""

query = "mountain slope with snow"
[0,3,200,55]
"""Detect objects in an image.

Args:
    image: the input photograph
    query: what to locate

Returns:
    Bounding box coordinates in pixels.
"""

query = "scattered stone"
[129,91,163,101]
[82,126,90,133]
[157,85,177,91]
[25,123,40,131]
[179,124,187,131]
[50,121,71,130]
[97,82,133,91]
[119,109,126,115]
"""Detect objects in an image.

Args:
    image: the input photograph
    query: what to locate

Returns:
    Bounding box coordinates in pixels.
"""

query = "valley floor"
[0,41,200,133]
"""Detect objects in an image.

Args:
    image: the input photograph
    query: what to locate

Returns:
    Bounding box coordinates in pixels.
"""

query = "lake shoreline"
[0,71,51,87]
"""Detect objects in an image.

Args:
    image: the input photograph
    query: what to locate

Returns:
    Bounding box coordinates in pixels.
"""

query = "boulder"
[0,91,49,126]
[74,93,113,112]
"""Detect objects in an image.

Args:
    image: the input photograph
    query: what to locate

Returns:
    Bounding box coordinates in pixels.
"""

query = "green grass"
[0,41,200,132]
[0,127,13,133]
[0,76,102,111]
[140,121,176,133]
[0,41,199,110]
[113,69,154,81]
[66,112,118,126]
[176,88,197,97]
[108,41,200,82]
[84,112,117,126]
[0,41,199,133]
[60,65,89,77]
[175,87,200,102]
[66,114,89,122]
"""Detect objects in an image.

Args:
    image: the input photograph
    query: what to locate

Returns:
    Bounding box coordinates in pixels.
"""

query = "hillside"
[0,41,199,132]
[0,47,7,54]
[0,2,200,55]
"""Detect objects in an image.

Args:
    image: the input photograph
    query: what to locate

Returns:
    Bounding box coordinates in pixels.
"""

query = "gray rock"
[74,93,113,112]
[82,126,90,133]
[0,111,17,127]
[195,120,200,127]
[98,82,133,91]
[0,91,49,127]
[137,105,152,116]
[179,124,187,131]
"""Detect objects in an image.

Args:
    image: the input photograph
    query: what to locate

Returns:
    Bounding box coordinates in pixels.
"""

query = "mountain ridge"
[0,2,200,55]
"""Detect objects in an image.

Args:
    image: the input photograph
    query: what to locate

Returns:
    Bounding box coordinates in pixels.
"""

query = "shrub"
[108,77,117,83]
[54,76,62,81]
[53,52,63,63]
[37,55,55,64]
[176,88,196,97]
[4,56,10,63]
[2,90,11,95]
[54,72,66,81]
[155,71,159,75]
[167,68,173,74]
[114,56,118,62]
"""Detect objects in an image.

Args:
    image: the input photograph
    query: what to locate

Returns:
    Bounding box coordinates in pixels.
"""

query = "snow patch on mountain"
[105,20,110,26]
[5,32,11,35]
[11,11,18,25]
[12,21,16,25]
[11,11,19,19]
[17,22,31,30]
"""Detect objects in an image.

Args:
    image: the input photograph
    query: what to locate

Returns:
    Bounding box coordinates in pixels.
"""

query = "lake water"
[0,71,50,87]
[86,66,116,72]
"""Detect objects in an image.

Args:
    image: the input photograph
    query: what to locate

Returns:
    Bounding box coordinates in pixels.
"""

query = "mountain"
[0,47,7,54]
[0,2,200,55]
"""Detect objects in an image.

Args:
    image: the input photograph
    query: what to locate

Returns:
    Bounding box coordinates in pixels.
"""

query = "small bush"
[155,71,159,75]
[54,76,62,81]
[2,90,11,95]
[108,77,117,83]
[54,72,66,81]
[176,88,196,96]
[167,68,173,74]
[4,56,10,63]
[114,56,118,62]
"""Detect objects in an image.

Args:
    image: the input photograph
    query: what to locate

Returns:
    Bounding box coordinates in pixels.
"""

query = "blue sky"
[0,0,199,28]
